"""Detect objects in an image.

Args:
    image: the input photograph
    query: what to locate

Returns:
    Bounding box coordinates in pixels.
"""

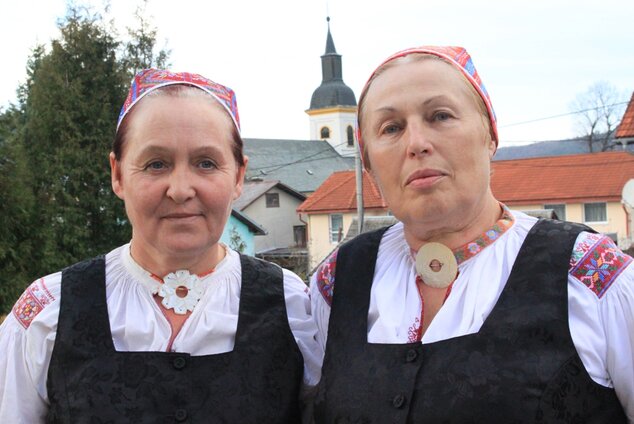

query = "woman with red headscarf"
[0,69,321,423]
[310,46,633,422]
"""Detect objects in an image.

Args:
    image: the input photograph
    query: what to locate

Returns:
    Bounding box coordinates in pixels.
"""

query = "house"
[491,151,634,247]
[297,170,389,269]
[243,138,353,194]
[220,209,266,256]
[615,92,634,148]
[233,179,307,255]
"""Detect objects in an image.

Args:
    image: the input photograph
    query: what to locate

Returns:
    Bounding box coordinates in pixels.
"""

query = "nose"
[166,165,196,203]
[405,121,434,158]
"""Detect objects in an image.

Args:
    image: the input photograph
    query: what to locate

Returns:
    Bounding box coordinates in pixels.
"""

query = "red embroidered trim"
[570,235,632,298]
[409,275,456,342]
[11,279,55,329]
[316,250,338,306]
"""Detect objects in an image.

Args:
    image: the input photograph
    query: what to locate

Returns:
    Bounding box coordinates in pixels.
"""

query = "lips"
[162,212,200,220]
[405,169,446,187]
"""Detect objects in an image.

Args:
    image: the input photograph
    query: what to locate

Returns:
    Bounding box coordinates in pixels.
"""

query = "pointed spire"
[325,17,337,54]
[309,16,357,110]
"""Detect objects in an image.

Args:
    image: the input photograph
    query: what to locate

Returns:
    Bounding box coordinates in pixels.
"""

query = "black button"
[173,356,187,370]
[175,408,188,422]
[405,349,418,362]
[392,394,406,409]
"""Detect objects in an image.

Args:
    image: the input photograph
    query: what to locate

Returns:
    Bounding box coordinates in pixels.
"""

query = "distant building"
[220,209,266,256]
[297,170,389,270]
[243,138,353,194]
[491,151,634,248]
[616,92,634,148]
[305,17,358,158]
[233,180,306,253]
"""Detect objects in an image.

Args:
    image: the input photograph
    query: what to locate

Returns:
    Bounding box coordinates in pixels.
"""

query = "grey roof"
[230,209,266,235]
[310,81,357,109]
[494,137,634,161]
[233,180,306,211]
[343,216,399,243]
[243,138,354,193]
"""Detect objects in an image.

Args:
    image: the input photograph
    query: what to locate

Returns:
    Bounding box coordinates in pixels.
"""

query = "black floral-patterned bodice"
[314,219,626,423]
[47,254,303,424]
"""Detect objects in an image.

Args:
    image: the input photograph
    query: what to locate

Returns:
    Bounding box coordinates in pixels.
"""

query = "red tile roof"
[299,152,634,213]
[616,92,634,138]
[491,151,634,205]
[297,170,388,213]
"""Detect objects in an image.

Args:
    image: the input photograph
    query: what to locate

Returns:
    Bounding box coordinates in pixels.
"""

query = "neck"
[129,241,225,277]
[403,194,501,252]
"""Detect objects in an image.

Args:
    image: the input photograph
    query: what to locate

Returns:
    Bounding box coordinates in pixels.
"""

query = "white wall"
[242,188,305,254]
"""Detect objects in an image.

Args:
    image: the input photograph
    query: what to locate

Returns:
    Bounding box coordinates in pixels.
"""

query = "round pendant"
[415,242,458,289]
[159,270,204,315]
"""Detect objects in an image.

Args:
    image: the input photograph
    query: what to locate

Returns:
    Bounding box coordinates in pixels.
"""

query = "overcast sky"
[2,0,633,147]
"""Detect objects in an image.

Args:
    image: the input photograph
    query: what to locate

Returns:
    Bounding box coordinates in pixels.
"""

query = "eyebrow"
[371,95,456,115]
[137,144,223,156]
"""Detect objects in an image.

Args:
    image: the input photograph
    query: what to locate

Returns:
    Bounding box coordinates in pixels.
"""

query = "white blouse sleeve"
[308,250,338,356]
[282,269,324,387]
[599,264,634,421]
[567,232,634,421]
[0,274,62,424]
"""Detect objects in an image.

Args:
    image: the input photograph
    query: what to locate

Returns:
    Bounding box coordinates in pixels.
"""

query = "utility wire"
[500,101,629,128]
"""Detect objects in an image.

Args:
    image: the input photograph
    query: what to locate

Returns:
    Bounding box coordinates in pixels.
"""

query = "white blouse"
[0,244,323,424]
[310,210,634,422]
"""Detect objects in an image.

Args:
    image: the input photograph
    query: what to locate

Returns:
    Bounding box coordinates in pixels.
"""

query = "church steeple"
[309,17,356,110]
[306,17,358,157]
[325,17,337,54]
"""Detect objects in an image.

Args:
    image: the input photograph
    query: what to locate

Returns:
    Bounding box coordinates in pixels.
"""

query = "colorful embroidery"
[316,250,338,306]
[407,317,422,343]
[12,279,55,329]
[453,208,514,264]
[570,235,632,298]
[569,232,603,268]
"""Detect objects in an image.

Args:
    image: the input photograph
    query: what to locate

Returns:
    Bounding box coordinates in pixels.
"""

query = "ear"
[110,152,125,200]
[488,137,497,160]
[233,155,249,200]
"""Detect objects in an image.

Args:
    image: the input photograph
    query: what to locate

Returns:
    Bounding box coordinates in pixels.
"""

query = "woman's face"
[110,94,246,271]
[362,58,496,234]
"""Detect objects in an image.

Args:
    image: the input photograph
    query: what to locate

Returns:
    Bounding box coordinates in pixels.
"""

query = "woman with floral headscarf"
[310,46,633,422]
[0,69,322,423]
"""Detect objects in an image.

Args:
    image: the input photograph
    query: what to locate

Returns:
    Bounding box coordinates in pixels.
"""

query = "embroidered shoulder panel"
[316,250,338,306]
[11,278,56,329]
[569,232,632,298]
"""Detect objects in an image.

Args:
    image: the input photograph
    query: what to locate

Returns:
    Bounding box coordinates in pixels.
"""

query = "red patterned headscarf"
[117,69,240,133]
[357,46,498,154]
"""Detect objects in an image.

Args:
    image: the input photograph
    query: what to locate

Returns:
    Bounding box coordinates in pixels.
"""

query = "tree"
[570,81,627,152]
[0,4,169,314]
[122,0,171,78]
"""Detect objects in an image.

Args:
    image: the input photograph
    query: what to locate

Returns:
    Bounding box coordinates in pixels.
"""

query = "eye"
[198,159,217,170]
[433,111,452,122]
[144,160,166,171]
[380,123,402,135]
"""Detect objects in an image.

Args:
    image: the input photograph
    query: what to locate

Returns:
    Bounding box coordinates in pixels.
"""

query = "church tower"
[306,17,357,157]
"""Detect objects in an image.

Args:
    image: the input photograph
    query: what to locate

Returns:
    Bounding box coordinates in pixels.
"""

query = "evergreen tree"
[0,4,169,314]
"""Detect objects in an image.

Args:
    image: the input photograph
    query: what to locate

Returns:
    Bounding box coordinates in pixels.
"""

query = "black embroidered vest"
[314,219,626,423]
[47,254,303,424]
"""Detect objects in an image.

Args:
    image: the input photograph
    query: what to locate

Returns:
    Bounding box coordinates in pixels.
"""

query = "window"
[320,126,330,139]
[347,125,354,146]
[265,193,279,208]
[294,225,307,247]
[544,203,566,220]
[329,214,344,243]
[584,202,607,223]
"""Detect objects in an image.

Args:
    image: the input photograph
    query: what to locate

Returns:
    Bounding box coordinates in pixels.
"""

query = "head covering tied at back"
[357,46,498,154]
[117,69,240,133]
